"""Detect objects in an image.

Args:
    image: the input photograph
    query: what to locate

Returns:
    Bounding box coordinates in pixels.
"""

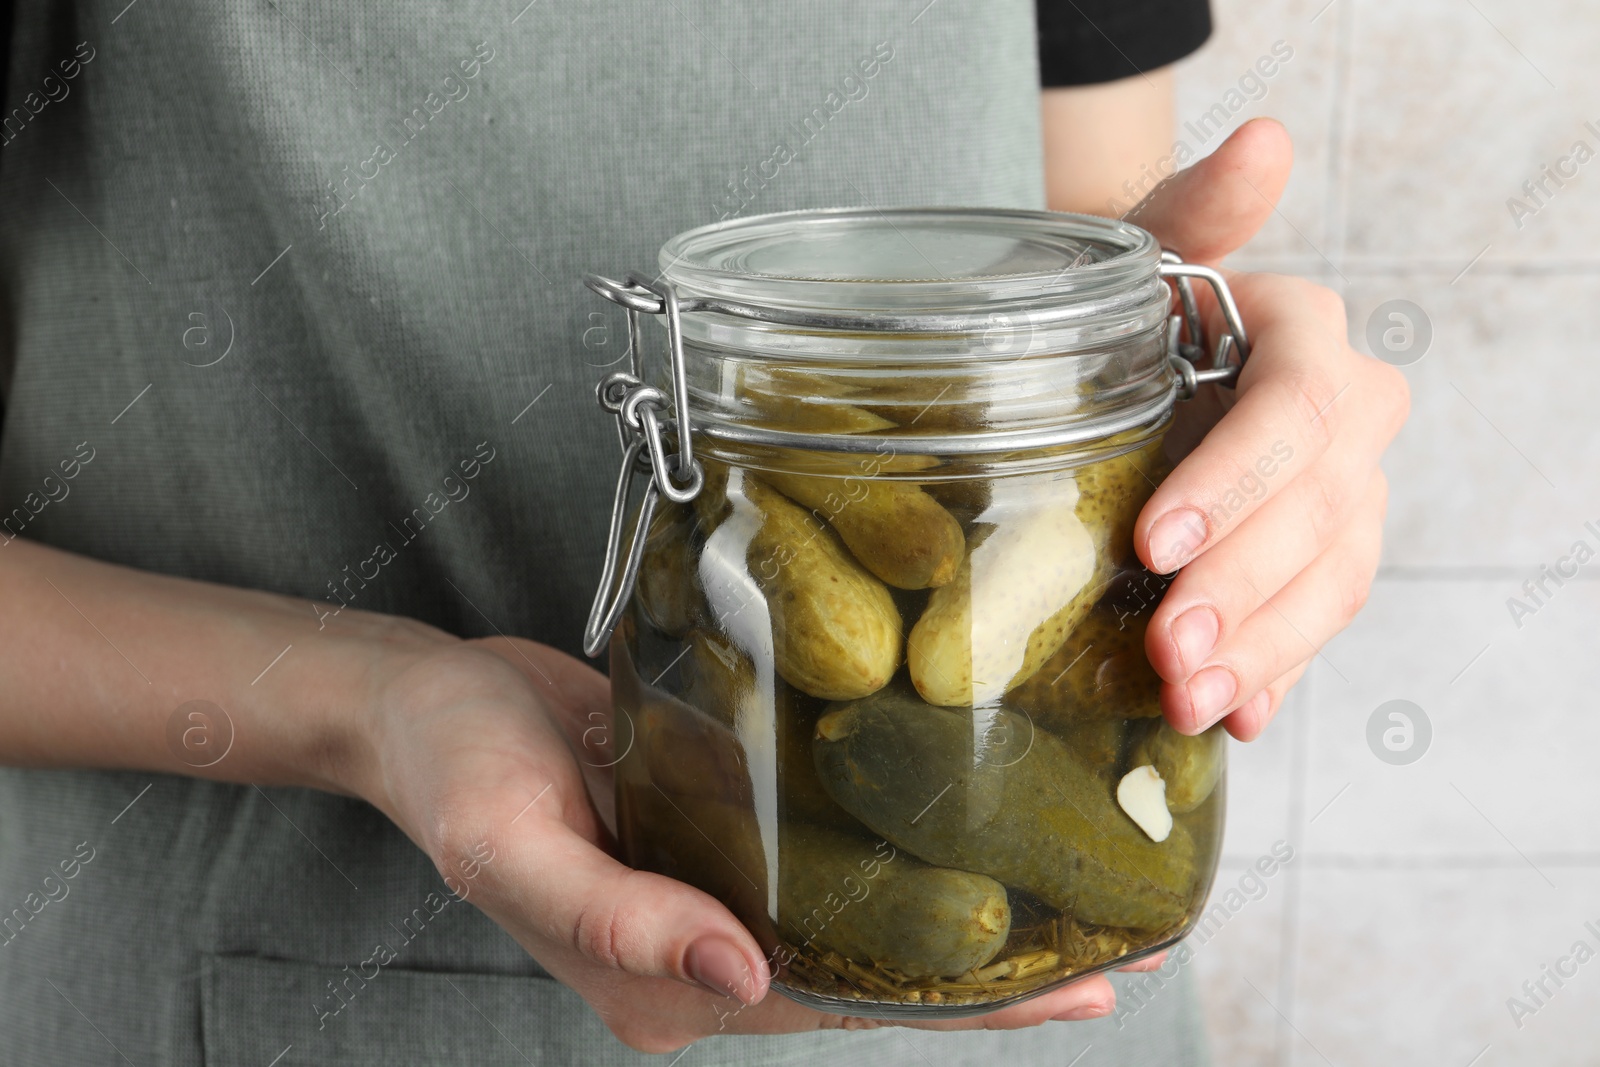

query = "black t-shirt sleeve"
[1036,0,1212,87]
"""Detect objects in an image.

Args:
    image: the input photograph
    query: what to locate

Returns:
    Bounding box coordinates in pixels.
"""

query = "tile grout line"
[1217,853,1600,869]
[1375,567,1600,581]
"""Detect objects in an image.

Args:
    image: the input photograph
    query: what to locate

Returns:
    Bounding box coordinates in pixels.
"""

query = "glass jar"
[581,208,1248,1018]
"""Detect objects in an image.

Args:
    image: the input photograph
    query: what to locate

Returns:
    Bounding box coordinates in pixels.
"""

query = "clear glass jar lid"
[658,207,1165,326]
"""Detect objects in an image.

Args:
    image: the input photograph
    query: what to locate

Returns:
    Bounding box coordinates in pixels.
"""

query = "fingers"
[1146,429,1392,682]
[1160,470,1387,734]
[482,795,1137,1040]
[1224,659,1311,742]
[1116,949,1169,973]
[891,975,1118,1031]
[1125,117,1293,263]
[479,817,771,1008]
[1135,273,1358,575]
[477,807,1124,1045]
[767,974,1117,1034]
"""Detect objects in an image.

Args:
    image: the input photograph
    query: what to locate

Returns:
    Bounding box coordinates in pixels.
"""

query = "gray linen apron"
[0,1,1211,1062]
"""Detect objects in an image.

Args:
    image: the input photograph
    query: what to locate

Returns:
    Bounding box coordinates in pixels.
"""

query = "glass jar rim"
[658,207,1163,328]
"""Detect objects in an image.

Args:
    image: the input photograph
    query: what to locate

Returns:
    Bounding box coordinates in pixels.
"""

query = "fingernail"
[1187,666,1238,728]
[1170,607,1220,676]
[1053,1000,1114,1021]
[685,938,757,1004]
[1147,508,1208,572]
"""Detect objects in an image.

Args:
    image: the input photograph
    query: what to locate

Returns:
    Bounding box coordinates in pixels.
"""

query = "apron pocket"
[200,954,621,1066]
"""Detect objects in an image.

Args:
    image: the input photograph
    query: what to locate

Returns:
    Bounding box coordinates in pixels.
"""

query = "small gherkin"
[1008,602,1166,726]
[1130,719,1227,814]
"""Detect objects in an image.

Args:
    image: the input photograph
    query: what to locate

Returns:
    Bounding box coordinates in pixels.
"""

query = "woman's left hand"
[1126,119,1411,740]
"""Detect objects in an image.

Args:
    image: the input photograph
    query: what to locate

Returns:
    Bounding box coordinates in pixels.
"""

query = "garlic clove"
[1117,764,1174,843]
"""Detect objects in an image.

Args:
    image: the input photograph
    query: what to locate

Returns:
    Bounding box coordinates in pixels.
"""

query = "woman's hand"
[0,536,1129,1053]
[1126,119,1411,740]
[352,637,1123,1052]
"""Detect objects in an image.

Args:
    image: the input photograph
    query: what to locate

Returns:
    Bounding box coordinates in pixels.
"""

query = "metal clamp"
[1160,251,1252,399]
[581,274,703,657]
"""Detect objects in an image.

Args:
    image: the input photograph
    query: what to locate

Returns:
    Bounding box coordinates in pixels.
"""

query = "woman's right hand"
[351,635,1124,1051]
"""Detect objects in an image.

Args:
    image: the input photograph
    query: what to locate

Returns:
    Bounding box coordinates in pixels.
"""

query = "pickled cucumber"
[777,695,845,825]
[750,396,897,435]
[923,430,1164,532]
[764,470,965,590]
[694,459,733,530]
[1130,721,1226,814]
[779,822,1012,978]
[814,684,1196,930]
[696,470,901,701]
[735,366,898,435]
[622,787,1012,978]
[1073,434,1167,565]
[907,487,1104,707]
[684,628,752,728]
[923,479,989,526]
[617,784,770,927]
[638,691,751,806]
[1007,604,1164,724]
[1048,716,1129,778]
[682,628,842,823]
[634,503,706,638]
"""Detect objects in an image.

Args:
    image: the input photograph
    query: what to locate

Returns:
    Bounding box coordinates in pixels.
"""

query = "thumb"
[518,819,772,1004]
[1124,117,1293,264]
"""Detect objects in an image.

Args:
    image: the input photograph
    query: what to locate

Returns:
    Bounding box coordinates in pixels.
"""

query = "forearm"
[0,537,454,791]
[1042,69,1175,215]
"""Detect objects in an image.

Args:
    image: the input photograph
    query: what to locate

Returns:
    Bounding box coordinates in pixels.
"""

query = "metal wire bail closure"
[580,274,703,657]
[1159,251,1252,400]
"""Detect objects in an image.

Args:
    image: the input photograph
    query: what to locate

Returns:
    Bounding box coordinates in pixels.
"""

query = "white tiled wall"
[1175,2,1600,1063]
